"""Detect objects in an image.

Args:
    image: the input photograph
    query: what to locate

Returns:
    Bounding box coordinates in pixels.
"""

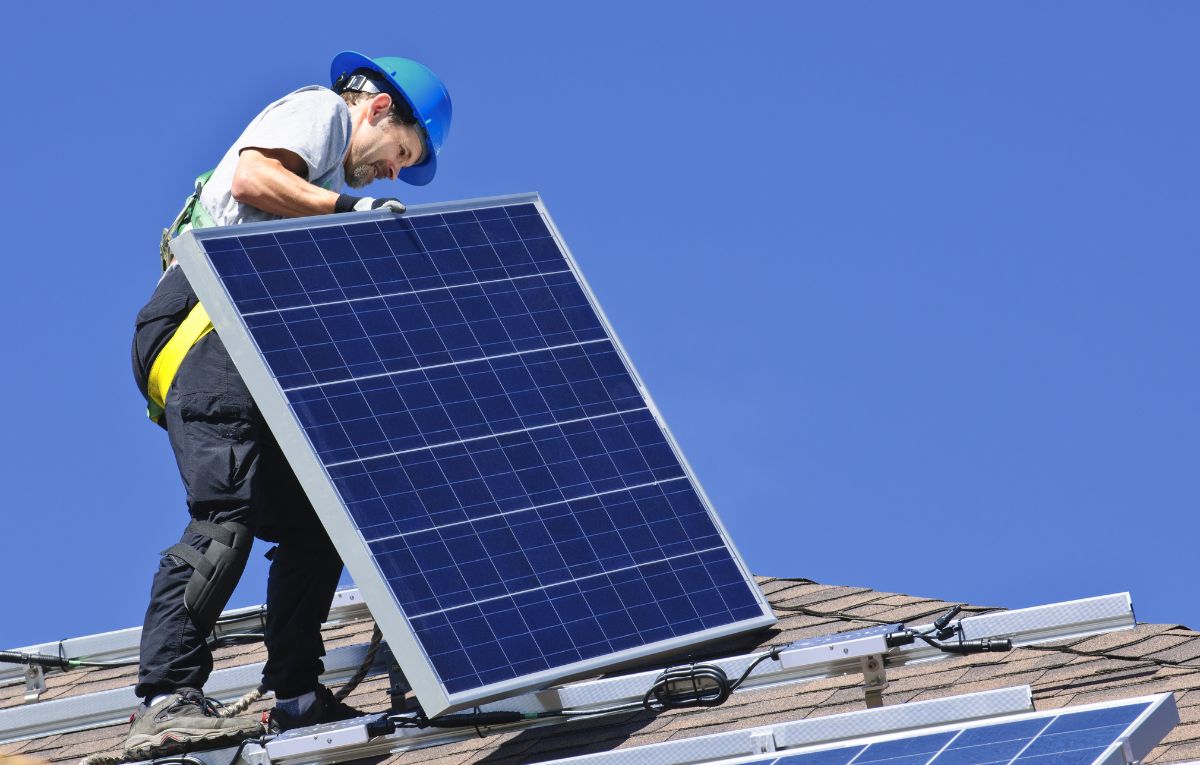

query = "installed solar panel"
[770,696,1168,765]
[775,706,1149,765]
[545,693,1178,765]
[172,193,774,715]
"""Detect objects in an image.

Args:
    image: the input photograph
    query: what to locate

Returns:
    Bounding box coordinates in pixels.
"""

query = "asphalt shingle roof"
[3,578,1198,765]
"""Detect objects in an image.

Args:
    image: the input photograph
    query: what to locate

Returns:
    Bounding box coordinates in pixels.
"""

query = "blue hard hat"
[331,51,452,186]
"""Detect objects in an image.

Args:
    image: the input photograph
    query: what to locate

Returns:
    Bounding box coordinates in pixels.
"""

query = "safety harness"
[146,170,217,424]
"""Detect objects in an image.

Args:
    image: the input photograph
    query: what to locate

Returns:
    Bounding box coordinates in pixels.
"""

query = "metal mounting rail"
[475,592,1133,716]
[0,638,389,745]
[0,589,370,689]
[238,686,1035,765]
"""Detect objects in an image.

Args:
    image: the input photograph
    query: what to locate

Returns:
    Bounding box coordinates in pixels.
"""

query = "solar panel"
[774,706,1150,765]
[540,693,1179,765]
[769,696,1170,765]
[171,193,775,715]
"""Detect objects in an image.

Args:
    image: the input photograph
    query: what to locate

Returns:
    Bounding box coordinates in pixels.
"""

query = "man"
[126,51,452,759]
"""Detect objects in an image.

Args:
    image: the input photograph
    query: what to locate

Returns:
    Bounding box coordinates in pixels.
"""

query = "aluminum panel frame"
[171,192,775,716]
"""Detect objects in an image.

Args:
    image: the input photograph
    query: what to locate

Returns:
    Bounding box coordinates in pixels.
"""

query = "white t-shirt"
[198,86,353,227]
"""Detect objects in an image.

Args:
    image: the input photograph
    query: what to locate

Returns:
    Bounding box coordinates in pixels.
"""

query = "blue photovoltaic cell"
[195,202,765,696]
[759,700,1152,765]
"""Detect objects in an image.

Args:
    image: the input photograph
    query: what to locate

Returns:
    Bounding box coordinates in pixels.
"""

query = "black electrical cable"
[207,632,267,648]
[0,628,265,675]
[365,611,1013,741]
[642,662,732,711]
[0,651,139,669]
[0,651,68,669]
[373,649,783,733]
[382,710,546,730]
[728,646,782,692]
[214,605,267,627]
[885,608,1013,655]
[555,703,643,716]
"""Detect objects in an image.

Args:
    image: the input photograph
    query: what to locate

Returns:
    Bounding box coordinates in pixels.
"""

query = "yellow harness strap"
[146,301,215,423]
[147,169,219,424]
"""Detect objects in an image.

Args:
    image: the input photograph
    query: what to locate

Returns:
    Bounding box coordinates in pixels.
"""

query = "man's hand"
[335,194,406,214]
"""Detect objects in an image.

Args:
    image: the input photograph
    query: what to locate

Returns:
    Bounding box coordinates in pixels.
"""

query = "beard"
[346,160,391,189]
[346,162,375,189]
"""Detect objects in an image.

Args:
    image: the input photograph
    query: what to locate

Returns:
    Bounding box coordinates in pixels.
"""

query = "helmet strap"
[333,73,383,94]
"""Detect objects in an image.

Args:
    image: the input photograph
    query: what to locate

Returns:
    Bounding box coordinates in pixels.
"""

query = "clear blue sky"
[1,2,1196,651]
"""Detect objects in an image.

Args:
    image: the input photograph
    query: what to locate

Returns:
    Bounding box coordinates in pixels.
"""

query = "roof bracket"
[388,660,412,712]
[24,663,46,704]
[749,728,778,754]
[860,653,887,709]
[1121,738,1139,765]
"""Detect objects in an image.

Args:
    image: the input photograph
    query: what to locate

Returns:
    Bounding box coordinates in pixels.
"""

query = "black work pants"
[133,273,344,700]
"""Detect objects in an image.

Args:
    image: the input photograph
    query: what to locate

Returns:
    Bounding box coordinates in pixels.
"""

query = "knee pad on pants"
[162,519,254,629]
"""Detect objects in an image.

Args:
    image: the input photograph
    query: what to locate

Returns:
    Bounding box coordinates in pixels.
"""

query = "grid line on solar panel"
[191,201,769,697]
[321,403,651,468]
[759,700,1153,765]
[363,475,689,545]
[408,542,731,619]
[996,718,1057,765]
[282,336,608,394]
[240,269,574,318]
[408,545,760,692]
[212,205,566,316]
[332,408,690,541]
[288,341,645,466]
[243,269,606,390]
[358,450,711,590]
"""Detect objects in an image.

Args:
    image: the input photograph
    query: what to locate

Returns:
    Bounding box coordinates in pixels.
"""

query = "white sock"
[148,693,173,708]
[276,690,316,715]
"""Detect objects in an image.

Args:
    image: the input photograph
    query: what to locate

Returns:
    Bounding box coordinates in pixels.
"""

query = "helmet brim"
[398,155,436,186]
[332,50,438,187]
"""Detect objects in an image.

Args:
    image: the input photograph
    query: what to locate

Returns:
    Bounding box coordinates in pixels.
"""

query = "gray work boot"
[123,688,262,759]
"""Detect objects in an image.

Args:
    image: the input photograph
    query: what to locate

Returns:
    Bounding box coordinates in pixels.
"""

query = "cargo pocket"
[177,412,261,525]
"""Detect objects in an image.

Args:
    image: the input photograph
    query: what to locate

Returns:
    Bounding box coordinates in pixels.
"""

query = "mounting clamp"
[860,654,888,709]
[749,728,777,754]
[24,664,46,704]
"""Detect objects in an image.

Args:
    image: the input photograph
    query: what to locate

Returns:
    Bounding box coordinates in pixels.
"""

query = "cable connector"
[0,650,69,670]
[885,629,917,648]
[933,605,963,640]
[937,638,1012,655]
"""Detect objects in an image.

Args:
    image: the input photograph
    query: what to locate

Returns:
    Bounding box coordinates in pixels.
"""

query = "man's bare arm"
[230,147,340,217]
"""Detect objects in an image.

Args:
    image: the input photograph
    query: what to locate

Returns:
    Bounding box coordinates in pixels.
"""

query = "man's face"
[345,94,425,189]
